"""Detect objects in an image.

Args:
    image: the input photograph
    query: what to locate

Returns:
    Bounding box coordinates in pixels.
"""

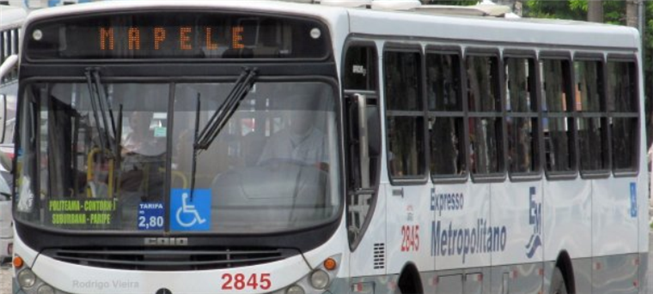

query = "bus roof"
[0,5,27,30]
[23,1,348,29]
[348,8,639,51]
[23,0,639,52]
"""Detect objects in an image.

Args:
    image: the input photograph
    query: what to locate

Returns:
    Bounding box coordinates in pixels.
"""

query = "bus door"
[382,49,434,285]
[0,164,12,262]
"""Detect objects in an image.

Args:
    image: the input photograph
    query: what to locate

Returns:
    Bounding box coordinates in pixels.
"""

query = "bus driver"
[120,111,165,197]
[122,111,165,157]
[257,97,328,170]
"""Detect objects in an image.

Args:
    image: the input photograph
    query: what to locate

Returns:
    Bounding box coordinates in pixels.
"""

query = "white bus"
[7,1,647,293]
[0,5,24,147]
[0,4,25,263]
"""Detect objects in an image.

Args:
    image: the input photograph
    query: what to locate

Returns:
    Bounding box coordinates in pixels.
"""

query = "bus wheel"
[550,267,568,294]
[397,264,422,294]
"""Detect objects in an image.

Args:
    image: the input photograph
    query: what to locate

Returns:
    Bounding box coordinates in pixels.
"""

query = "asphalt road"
[1,262,10,294]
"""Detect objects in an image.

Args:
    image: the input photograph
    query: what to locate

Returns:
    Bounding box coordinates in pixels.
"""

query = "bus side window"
[383,50,425,180]
[426,51,466,178]
[505,56,539,175]
[607,60,638,173]
[465,54,503,176]
[575,58,609,175]
[540,58,575,174]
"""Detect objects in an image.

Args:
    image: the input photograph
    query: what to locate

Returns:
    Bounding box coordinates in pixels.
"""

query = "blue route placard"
[170,189,211,231]
[138,202,164,230]
[630,182,637,218]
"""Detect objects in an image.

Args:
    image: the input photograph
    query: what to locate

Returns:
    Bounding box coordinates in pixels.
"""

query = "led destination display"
[26,12,329,59]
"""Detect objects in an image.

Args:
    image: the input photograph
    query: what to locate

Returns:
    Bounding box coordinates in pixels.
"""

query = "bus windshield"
[15,80,341,234]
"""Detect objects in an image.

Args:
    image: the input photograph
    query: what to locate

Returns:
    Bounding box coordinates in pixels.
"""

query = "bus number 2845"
[401,225,419,252]
[221,273,272,291]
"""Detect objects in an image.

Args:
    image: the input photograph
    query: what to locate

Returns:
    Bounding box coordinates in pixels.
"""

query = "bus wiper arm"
[194,67,258,151]
[93,70,118,144]
[189,94,201,201]
[84,68,110,157]
[85,68,118,158]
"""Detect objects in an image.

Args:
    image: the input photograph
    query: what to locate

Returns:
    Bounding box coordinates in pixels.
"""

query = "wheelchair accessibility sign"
[170,189,211,231]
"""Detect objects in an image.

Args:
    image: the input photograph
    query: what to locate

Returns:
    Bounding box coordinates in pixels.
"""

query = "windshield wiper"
[189,94,201,201]
[194,67,258,151]
[188,68,257,200]
[84,68,118,158]
[85,69,108,154]
[93,70,118,149]
[85,68,123,198]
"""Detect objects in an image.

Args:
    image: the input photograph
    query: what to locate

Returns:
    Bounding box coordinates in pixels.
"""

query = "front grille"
[41,246,297,271]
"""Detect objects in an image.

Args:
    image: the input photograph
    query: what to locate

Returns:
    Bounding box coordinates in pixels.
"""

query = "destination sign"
[46,199,119,229]
[26,12,330,60]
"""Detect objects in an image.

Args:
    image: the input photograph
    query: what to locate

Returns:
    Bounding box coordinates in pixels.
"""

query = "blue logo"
[525,187,541,259]
[170,189,212,231]
[138,202,164,230]
[630,183,637,218]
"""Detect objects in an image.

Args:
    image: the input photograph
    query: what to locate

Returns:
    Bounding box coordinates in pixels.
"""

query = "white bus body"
[0,4,25,262]
[11,1,647,294]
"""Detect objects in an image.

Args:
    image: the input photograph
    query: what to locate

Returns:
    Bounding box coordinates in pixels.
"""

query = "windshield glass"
[15,80,340,233]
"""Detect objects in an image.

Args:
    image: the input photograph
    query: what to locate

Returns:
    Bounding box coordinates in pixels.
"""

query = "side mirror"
[0,55,18,80]
[0,151,12,173]
[0,55,18,144]
[0,95,7,144]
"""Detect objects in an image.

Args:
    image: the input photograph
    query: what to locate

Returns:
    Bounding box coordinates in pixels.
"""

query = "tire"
[550,267,568,294]
[397,271,421,294]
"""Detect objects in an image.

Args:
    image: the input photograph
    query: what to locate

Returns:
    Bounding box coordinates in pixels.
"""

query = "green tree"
[424,0,477,5]
[525,1,629,24]
[523,0,585,19]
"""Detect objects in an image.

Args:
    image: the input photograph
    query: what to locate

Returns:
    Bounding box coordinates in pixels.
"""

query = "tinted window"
[541,59,574,173]
[505,57,538,174]
[427,52,466,177]
[607,61,638,171]
[344,46,377,90]
[575,60,608,172]
[466,55,502,175]
[384,51,425,178]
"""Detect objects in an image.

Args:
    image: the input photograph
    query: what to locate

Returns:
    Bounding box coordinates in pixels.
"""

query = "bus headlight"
[309,270,329,289]
[286,285,306,294]
[271,254,341,294]
[37,285,55,294]
[17,269,37,288]
[15,265,63,294]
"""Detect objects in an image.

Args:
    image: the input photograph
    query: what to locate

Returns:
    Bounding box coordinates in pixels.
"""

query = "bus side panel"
[542,179,592,261]
[591,253,639,293]
[592,178,638,255]
[488,181,543,293]
[349,184,387,278]
[385,183,433,276]
[592,178,639,293]
[489,181,543,265]
[489,262,542,294]
[434,183,490,271]
[639,252,648,294]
